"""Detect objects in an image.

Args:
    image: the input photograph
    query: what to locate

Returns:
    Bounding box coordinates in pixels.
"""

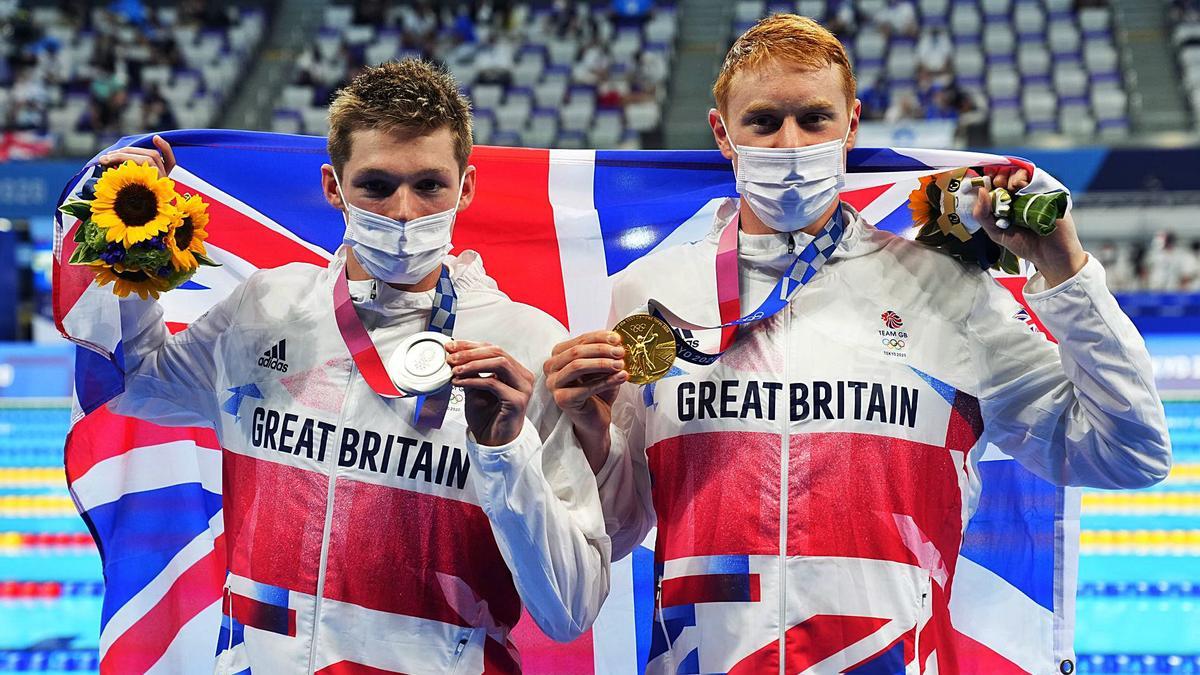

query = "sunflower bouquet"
[908,167,1069,274]
[61,160,218,299]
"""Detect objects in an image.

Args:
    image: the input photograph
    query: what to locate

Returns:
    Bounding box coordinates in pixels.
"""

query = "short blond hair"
[713,14,856,112]
[327,59,472,173]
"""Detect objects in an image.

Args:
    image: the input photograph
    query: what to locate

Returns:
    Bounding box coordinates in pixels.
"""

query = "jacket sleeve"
[968,255,1172,488]
[594,382,656,561]
[589,280,658,562]
[105,281,249,428]
[465,374,612,642]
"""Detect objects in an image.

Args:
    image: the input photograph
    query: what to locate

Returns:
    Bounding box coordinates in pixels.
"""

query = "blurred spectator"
[475,34,516,87]
[885,89,923,123]
[825,0,858,38]
[1096,240,1138,291]
[952,86,988,146]
[858,73,890,121]
[597,77,628,109]
[574,40,610,86]
[916,27,952,76]
[878,0,917,39]
[1145,230,1199,290]
[1190,241,1200,290]
[925,86,958,121]
[140,85,176,131]
[1170,0,1200,23]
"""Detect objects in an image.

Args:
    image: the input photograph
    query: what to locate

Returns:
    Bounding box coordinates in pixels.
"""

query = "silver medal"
[387,331,453,395]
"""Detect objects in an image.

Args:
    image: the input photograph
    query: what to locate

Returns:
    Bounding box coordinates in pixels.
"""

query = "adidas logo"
[258,339,289,373]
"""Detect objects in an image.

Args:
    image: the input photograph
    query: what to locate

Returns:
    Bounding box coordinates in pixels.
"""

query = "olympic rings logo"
[882,338,906,349]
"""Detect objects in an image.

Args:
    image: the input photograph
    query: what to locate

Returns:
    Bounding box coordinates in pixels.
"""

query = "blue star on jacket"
[222,383,264,420]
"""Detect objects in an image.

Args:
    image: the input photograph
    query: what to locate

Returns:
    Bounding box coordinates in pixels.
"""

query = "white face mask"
[333,171,464,284]
[723,118,851,233]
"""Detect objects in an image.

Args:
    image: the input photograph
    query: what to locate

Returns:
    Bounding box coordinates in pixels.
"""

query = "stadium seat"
[471,84,505,111]
[496,96,533,134]
[535,78,568,108]
[857,28,888,61]
[513,54,546,88]
[323,5,354,30]
[796,0,826,20]
[734,1,766,24]
[1079,7,1111,36]
[556,130,588,149]
[951,6,982,37]
[1091,86,1128,120]
[547,38,579,67]
[271,110,303,135]
[887,44,918,79]
[980,0,1011,18]
[1018,45,1052,77]
[560,97,596,133]
[282,85,314,110]
[625,100,660,132]
[984,26,1016,57]
[524,109,559,148]
[1021,87,1057,124]
[491,130,522,147]
[447,59,479,87]
[1059,105,1096,137]
[1013,3,1046,36]
[955,49,986,79]
[989,114,1025,143]
[365,35,400,66]
[588,110,624,148]
[1044,0,1073,15]
[1048,20,1081,56]
[1084,42,1119,75]
[473,110,496,145]
[1052,64,1089,97]
[63,130,97,156]
[919,0,951,19]
[343,24,375,46]
[302,107,329,135]
[645,12,678,44]
[987,67,1021,99]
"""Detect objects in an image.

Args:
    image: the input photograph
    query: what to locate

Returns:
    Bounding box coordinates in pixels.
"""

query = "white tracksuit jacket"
[108,250,610,674]
[596,198,1172,674]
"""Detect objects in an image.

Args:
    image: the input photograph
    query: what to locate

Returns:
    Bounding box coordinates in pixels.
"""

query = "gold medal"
[613,314,676,385]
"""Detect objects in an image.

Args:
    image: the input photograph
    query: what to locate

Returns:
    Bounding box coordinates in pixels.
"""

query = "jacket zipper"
[778,301,792,675]
[306,364,356,674]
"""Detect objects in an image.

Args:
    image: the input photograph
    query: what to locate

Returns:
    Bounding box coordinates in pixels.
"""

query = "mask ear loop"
[332,169,355,220]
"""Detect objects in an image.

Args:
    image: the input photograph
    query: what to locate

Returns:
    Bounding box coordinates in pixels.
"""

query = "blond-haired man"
[101,59,609,673]
[544,14,1170,672]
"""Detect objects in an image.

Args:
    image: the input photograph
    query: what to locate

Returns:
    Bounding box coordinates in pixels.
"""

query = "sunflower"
[167,194,212,271]
[90,160,181,247]
[90,262,169,300]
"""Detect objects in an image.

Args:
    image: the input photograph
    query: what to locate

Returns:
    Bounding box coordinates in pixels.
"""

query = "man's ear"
[846,99,862,151]
[457,165,477,212]
[709,108,734,161]
[321,164,345,210]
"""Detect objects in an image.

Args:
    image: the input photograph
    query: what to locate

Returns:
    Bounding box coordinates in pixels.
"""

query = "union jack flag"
[53,130,1078,673]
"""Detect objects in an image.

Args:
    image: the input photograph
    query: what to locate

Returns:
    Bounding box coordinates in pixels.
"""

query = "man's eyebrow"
[352,166,453,181]
[740,99,840,116]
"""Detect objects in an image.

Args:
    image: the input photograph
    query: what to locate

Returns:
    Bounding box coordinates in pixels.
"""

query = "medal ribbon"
[332,262,457,423]
[648,204,845,366]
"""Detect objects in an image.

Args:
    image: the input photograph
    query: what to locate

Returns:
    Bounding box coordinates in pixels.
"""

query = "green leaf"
[83,221,108,250]
[58,200,92,222]
[162,267,196,291]
[67,246,98,265]
[123,243,171,271]
[194,252,221,267]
